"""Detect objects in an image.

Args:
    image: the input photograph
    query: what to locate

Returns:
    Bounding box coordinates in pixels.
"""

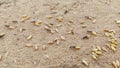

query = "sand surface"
[0,0,120,68]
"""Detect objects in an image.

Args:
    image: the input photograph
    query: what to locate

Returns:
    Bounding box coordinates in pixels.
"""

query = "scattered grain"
[92,55,97,60]
[46,15,53,19]
[42,45,47,50]
[56,24,62,27]
[35,21,42,26]
[27,35,33,40]
[75,46,81,50]
[19,28,26,32]
[5,25,15,29]
[34,45,39,51]
[115,20,120,24]
[0,55,2,61]
[112,60,120,68]
[0,33,5,38]
[22,15,30,21]
[56,17,63,22]
[69,20,74,23]
[82,60,89,66]
[82,35,90,39]
[68,28,74,35]
[25,44,33,47]
[81,25,87,28]
[69,46,80,50]
[102,47,107,52]
[111,46,116,51]
[60,36,66,41]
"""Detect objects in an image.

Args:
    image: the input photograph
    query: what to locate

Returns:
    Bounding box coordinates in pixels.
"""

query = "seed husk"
[60,36,66,41]
[69,46,80,50]
[81,25,87,28]
[92,55,97,60]
[69,46,76,49]
[55,28,59,33]
[34,45,39,51]
[22,15,30,21]
[111,46,116,51]
[109,30,116,34]
[116,60,120,67]
[0,55,2,61]
[35,21,42,26]
[0,33,5,38]
[105,32,110,37]
[87,31,97,36]
[109,39,118,45]
[25,44,33,47]
[110,44,117,48]
[46,16,53,19]
[115,20,120,24]
[82,60,89,66]
[82,35,90,39]
[42,45,47,50]
[44,26,51,32]
[48,41,55,44]
[112,60,120,68]
[5,25,15,29]
[95,51,102,55]
[75,46,81,50]
[50,30,55,34]
[112,60,119,68]
[27,35,33,40]
[19,28,26,32]
[112,61,117,68]
[92,31,97,36]
[12,21,18,23]
[56,17,63,22]
[96,46,101,51]
[56,40,60,45]
[68,28,74,35]
[69,20,74,23]
[56,24,62,27]
[104,29,109,32]
[102,47,107,52]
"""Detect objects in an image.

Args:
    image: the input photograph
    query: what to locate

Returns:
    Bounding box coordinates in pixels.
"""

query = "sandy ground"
[0,0,120,68]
